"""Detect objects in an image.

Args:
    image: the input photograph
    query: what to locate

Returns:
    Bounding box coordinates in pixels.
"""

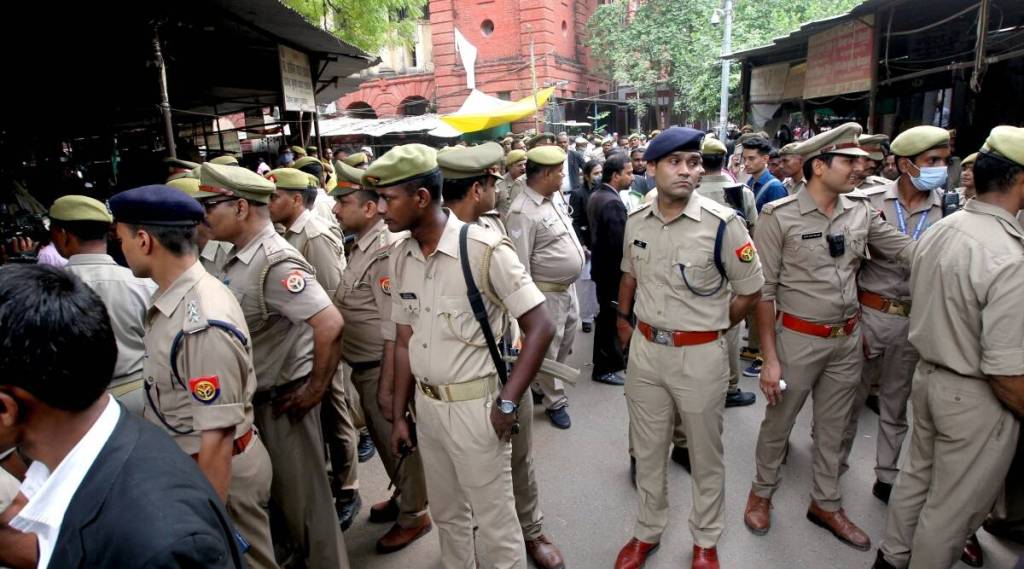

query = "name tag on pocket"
[633,240,648,249]
[801,232,823,240]
[399,292,417,300]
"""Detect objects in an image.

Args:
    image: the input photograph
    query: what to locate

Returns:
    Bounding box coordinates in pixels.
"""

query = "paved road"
[343,325,1024,568]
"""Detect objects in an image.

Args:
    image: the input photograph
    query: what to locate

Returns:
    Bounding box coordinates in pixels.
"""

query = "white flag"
[453,27,477,90]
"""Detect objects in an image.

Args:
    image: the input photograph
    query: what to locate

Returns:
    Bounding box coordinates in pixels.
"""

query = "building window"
[481,19,494,37]
[497,91,512,101]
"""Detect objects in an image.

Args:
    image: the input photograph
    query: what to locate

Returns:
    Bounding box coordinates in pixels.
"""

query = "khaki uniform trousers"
[324,364,361,495]
[839,308,918,483]
[670,325,742,450]
[534,289,579,411]
[512,387,544,540]
[227,434,279,569]
[751,324,861,511]
[255,400,349,569]
[351,366,429,527]
[414,384,526,569]
[626,330,730,547]
[881,363,1019,568]
[991,433,1024,525]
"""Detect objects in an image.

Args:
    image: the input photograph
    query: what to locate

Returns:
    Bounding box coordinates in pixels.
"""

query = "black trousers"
[592,271,626,377]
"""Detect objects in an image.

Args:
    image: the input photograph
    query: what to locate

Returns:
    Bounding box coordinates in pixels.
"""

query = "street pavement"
[343,324,1024,568]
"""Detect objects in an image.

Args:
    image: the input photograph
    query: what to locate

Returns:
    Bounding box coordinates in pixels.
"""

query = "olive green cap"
[199,162,276,204]
[701,138,727,156]
[166,177,203,198]
[50,195,112,223]
[961,152,979,168]
[525,132,556,149]
[501,136,514,145]
[166,171,192,182]
[629,133,640,141]
[292,156,321,170]
[890,126,950,157]
[505,149,527,166]
[305,145,318,154]
[208,155,239,166]
[361,144,438,188]
[343,152,369,167]
[779,142,802,157]
[795,122,869,159]
[163,157,200,170]
[981,125,1024,168]
[267,168,315,191]
[650,129,662,138]
[858,134,889,161]
[438,142,504,180]
[290,146,307,157]
[526,145,567,166]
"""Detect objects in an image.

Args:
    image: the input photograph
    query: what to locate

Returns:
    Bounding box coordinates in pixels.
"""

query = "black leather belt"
[253,378,304,406]
[348,360,382,373]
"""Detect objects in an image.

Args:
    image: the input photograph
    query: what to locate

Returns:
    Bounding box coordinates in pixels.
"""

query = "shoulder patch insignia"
[735,242,755,263]
[282,270,307,293]
[379,277,392,295]
[189,376,221,404]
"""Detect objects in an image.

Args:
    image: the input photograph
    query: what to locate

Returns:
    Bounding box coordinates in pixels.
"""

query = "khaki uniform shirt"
[856,175,892,192]
[200,240,232,275]
[221,223,332,391]
[283,209,346,296]
[477,211,508,237]
[858,185,944,300]
[314,189,344,240]
[622,196,764,332]
[142,262,256,455]
[390,211,545,385]
[696,174,758,230]
[783,177,806,196]
[909,199,1024,379]
[334,219,403,364]
[496,173,527,219]
[66,254,157,383]
[506,186,585,285]
[755,188,914,324]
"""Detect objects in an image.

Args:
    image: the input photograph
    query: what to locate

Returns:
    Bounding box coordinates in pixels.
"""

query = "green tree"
[587,0,861,124]
[284,0,428,54]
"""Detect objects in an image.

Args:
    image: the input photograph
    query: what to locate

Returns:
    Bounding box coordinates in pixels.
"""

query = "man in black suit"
[0,264,244,569]
[557,132,587,194]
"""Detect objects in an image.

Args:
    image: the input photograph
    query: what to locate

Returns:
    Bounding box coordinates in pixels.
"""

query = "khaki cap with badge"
[505,149,527,167]
[360,144,438,188]
[857,134,890,161]
[981,125,1024,167]
[525,132,556,149]
[290,145,307,157]
[343,152,369,167]
[526,145,566,166]
[890,126,950,157]
[208,155,239,166]
[438,142,504,180]
[701,137,728,156]
[199,161,276,204]
[329,160,367,198]
[779,142,801,156]
[267,168,315,190]
[50,195,113,223]
[795,122,869,159]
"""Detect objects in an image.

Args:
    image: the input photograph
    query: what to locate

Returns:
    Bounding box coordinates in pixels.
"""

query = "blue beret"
[643,127,706,162]
[108,185,205,226]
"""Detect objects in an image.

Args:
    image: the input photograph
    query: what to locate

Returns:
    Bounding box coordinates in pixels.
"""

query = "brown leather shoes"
[525,534,565,569]
[692,545,719,569]
[614,538,659,569]
[806,502,870,551]
[744,491,771,535]
[368,497,399,524]
[375,517,433,554]
[961,532,984,567]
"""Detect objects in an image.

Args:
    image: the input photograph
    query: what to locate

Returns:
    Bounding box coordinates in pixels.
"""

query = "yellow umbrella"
[440,87,556,134]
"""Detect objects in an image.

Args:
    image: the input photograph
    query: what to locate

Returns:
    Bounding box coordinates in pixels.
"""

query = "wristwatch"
[496,398,518,415]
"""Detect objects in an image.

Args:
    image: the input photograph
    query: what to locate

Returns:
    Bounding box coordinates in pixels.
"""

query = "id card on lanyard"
[894,200,929,240]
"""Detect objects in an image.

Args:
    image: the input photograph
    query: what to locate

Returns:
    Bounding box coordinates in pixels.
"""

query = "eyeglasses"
[202,197,240,212]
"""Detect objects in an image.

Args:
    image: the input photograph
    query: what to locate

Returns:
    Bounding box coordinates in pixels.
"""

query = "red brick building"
[337,0,613,129]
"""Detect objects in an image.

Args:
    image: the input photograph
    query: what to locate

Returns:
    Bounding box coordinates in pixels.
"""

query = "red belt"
[191,428,254,461]
[637,321,719,347]
[858,290,911,317]
[781,312,858,338]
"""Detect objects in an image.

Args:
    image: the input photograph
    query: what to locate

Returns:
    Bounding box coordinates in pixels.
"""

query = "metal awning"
[319,114,461,138]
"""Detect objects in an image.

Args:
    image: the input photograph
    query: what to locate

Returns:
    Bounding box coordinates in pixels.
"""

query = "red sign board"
[803,16,874,99]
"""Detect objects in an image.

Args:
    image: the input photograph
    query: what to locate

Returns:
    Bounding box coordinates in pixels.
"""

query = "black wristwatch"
[496,398,518,415]
[616,309,632,320]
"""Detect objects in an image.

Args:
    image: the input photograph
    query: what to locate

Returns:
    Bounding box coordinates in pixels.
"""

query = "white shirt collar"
[10,396,121,569]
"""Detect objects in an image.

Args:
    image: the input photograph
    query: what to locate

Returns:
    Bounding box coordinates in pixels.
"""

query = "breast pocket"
[783,234,827,268]
[675,250,724,297]
[397,295,421,325]
[437,296,483,346]
[846,228,870,261]
[630,243,650,278]
[542,215,569,238]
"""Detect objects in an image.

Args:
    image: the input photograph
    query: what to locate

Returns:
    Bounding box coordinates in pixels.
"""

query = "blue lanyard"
[894,200,928,240]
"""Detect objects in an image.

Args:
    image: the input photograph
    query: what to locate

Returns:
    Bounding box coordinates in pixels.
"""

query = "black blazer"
[566,149,586,193]
[586,184,628,284]
[48,406,245,569]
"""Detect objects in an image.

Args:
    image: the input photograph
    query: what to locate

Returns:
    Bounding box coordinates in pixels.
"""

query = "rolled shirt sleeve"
[264,261,332,323]
[980,256,1024,377]
[752,209,784,302]
[721,217,765,296]
[181,327,248,432]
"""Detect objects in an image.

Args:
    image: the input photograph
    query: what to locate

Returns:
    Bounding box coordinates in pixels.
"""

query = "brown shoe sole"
[376,523,433,554]
[806,511,870,551]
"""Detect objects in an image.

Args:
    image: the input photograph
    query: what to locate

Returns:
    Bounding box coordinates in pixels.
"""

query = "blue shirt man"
[742,136,788,212]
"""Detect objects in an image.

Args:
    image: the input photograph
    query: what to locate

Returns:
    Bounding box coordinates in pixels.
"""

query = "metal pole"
[214,104,225,152]
[529,27,540,132]
[717,0,733,140]
[313,110,323,157]
[153,28,177,158]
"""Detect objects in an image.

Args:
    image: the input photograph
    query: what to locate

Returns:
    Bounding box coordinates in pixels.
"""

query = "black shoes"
[671,445,691,473]
[593,371,626,386]
[546,406,571,429]
[337,492,362,531]
[358,428,376,463]
[865,394,880,415]
[725,388,756,407]
[872,480,892,504]
[582,321,593,333]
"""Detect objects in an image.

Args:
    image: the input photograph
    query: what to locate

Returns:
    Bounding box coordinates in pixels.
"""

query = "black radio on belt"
[942,190,960,217]
[826,233,845,257]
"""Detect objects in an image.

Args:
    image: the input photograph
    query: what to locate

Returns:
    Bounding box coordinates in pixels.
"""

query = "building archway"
[346,101,377,119]
[399,96,430,116]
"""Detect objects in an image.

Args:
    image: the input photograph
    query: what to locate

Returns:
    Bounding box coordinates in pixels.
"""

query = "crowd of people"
[0,118,1022,569]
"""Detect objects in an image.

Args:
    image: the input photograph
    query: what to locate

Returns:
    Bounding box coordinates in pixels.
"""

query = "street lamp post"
[715,0,733,140]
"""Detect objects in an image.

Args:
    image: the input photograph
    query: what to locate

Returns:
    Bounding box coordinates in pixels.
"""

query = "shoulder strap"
[713,219,726,278]
[459,224,509,387]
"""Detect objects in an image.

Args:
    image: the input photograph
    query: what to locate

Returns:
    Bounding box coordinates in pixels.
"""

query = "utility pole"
[528,25,540,132]
[717,0,733,140]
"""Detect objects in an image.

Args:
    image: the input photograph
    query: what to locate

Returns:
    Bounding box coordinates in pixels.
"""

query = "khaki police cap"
[329,160,368,198]
[795,122,869,159]
[305,145,318,154]
[506,149,527,166]
[209,155,239,166]
[361,144,438,188]
[779,142,802,156]
[650,129,662,138]
[50,195,112,224]
[961,152,979,168]
[163,157,200,170]
[858,134,890,161]
[343,152,369,167]
[526,145,567,166]
[200,162,276,204]
[981,125,1024,168]
[166,177,203,198]
[525,132,556,149]
[166,171,192,182]
[186,165,219,199]
[267,168,314,191]
[890,126,950,157]
[438,142,504,180]
[701,137,727,156]
[290,146,307,157]
[292,156,321,170]
[501,136,514,145]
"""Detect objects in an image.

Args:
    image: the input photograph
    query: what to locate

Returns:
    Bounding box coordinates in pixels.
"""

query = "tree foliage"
[283,0,427,54]
[586,0,862,124]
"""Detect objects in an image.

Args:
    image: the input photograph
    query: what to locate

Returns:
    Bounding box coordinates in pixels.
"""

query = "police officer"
[48,195,156,414]
[369,144,555,569]
[744,123,914,551]
[613,127,764,569]
[778,142,805,196]
[505,145,585,429]
[438,142,567,569]
[855,134,892,191]
[108,185,278,569]
[329,159,433,552]
[197,163,349,569]
[292,156,344,238]
[167,175,234,273]
[874,126,1024,569]
[497,149,527,219]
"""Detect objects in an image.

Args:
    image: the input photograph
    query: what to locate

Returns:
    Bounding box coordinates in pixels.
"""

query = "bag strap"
[459,224,509,387]
[713,219,726,278]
